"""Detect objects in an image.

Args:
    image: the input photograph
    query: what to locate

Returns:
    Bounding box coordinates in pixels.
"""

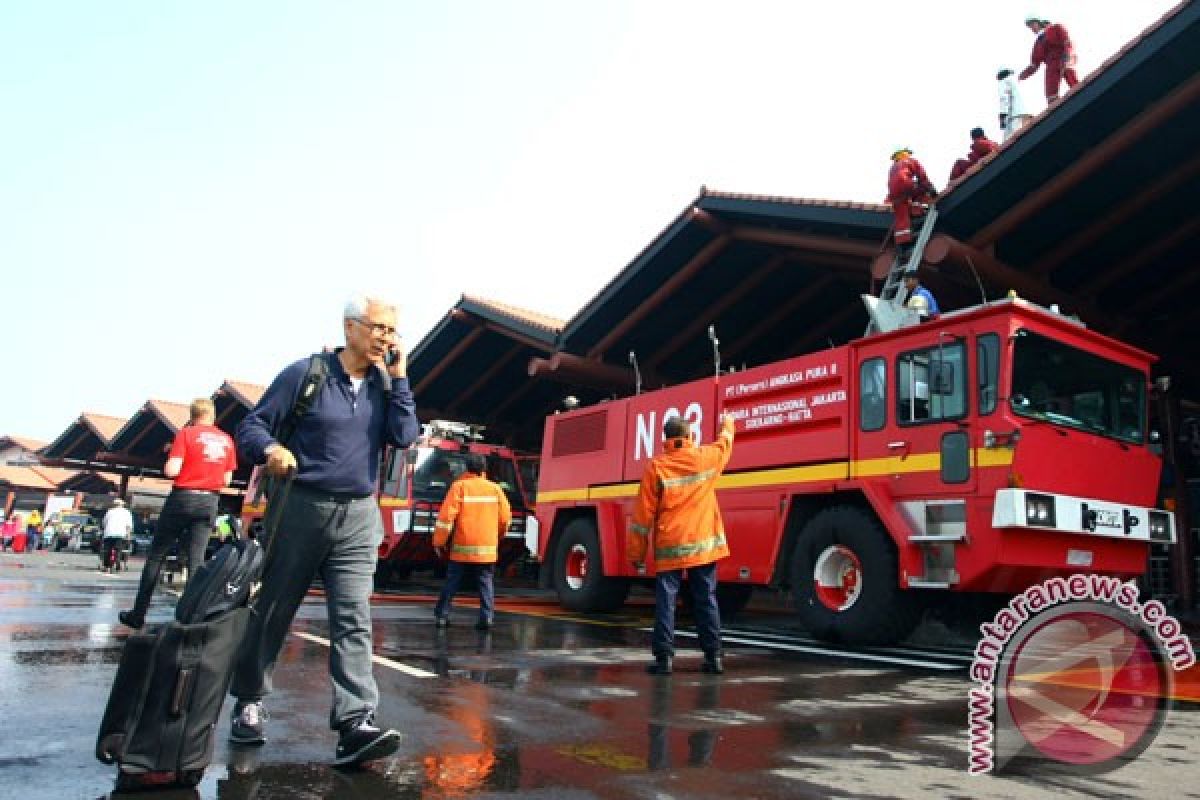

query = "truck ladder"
[865,205,939,335]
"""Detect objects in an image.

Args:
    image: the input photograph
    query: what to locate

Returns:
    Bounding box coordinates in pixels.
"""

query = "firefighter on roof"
[628,413,736,676]
[432,452,512,630]
[949,127,999,181]
[886,148,938,250]
[1019,15,1079,103]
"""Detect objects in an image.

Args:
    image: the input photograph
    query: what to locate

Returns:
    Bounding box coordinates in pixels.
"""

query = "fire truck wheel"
[790,506,922,645]
[553,519,630,612]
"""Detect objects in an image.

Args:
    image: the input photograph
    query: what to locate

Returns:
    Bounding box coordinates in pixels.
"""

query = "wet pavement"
[2,552,1200,799]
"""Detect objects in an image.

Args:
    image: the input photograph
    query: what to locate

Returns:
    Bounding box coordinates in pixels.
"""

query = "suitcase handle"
[170,667,194,716]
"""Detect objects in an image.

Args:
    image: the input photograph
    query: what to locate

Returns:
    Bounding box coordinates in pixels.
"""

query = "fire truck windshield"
[1010,329,1145,444]
[410,448,525,507]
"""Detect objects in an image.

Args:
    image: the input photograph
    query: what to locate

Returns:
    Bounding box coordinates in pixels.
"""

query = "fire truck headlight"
[1025,493,1056,527]
[1148,511,1171,541]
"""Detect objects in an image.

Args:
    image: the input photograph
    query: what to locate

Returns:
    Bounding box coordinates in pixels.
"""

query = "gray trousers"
[231,484,382,731]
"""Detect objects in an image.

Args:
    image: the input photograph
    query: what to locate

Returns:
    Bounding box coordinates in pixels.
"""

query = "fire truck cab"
[533,297,1175,644]
[375,420,538,583]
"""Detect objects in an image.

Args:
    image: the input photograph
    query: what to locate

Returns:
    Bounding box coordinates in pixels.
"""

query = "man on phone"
[120,398,236,628]
[229,295,419,767]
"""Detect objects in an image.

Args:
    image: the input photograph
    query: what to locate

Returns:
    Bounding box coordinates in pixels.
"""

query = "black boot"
[700,653,724,674]
[646,655,673,675]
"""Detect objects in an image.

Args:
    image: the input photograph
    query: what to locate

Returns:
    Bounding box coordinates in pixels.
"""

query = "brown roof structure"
[41,412,130,461]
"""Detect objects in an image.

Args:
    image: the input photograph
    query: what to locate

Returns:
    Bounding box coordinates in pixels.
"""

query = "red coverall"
[1020,23,1078,102]
[887,156,936,245]
[949,136,999,181]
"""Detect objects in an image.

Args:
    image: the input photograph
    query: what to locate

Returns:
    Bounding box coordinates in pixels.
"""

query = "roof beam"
[527,352,646,393]
[645,255,786,371]
[924,234,1107,323]
[1077,215,1200,298]
[728,227,879,259]
[723,275,835,362]
[1028,153,1200,276]
[412,325,485,396]
[585,234,731,359]
[446,342,524,414]
[968,71,1200,248]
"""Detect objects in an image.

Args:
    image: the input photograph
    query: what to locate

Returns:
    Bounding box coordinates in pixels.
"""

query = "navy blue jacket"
[238,350,420,496]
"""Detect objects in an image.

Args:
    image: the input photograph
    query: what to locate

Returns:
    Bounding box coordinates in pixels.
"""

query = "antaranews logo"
[968,574,1195,775]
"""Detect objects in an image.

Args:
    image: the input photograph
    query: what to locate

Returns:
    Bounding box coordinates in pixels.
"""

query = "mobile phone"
[384,346,398,367]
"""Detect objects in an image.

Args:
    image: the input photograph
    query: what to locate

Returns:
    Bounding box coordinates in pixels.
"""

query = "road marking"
[723,626,976,664]
[293,631,436,679]
[666,629,963,671]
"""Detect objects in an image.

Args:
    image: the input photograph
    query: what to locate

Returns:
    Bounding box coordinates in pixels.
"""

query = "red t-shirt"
[169,424,237,491]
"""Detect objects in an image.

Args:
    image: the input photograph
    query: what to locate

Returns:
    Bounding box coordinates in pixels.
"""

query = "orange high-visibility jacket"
[627,416,735,571]
[433,473,512,564]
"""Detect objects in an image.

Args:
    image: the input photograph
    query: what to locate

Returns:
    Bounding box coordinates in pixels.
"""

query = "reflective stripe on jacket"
[627,416,735,571]
[433,473,512,563]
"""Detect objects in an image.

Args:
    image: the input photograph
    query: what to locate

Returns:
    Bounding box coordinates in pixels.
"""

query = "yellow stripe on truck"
[536,449,1014,506]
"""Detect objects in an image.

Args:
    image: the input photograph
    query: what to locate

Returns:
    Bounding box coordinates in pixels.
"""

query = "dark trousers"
[101,537,127,569]
[129,489,217,618]
[433,561,495,622]
[652,562,721,658]
[231,486,382,730]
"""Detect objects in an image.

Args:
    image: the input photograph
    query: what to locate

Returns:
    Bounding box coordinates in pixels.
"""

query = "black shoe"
[646,655,673,675]
[700,655,724,674]
[434,616,449,628]
[229,701,267,745]
[474,618,493,631]
[334,717,401,767]
[117,610,144,630]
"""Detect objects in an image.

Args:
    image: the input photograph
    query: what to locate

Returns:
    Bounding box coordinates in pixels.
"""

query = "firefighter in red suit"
[1019,16,1078,103]
[949,127,999,181]
[887,148,938,248]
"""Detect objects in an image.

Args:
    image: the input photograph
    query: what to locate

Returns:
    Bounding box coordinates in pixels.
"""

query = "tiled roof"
[699,187,890,213]
[82,413,128,444]
[146,400,191,432]
[0,435,47,453]
[220,380,267,408]
[460,295,565,334]
[127,476,174,494]
[0,465,58,490]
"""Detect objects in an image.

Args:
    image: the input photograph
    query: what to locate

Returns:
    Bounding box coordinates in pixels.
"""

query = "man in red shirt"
[120,397,236,628]
[949,127,999,181]
[886,148,938,250]
[1019,16,1079,103]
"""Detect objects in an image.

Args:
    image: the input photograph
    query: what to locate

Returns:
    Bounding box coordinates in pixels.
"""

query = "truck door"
[856,334,974,496]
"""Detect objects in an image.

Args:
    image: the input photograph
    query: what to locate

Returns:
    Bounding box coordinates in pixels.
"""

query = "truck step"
[909,533,965,543]
[907,578,953,589]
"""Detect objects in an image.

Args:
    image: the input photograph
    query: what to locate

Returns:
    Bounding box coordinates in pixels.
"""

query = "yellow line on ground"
[294,630,437,678]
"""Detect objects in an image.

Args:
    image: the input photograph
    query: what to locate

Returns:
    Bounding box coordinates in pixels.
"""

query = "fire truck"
[242,420,539,585]
[532,297,1176,644]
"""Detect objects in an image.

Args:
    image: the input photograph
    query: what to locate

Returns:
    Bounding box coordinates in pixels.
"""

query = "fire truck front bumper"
[992,488,1175,544]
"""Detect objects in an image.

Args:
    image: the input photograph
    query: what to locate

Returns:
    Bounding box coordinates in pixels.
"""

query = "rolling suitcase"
[96,538,264,790]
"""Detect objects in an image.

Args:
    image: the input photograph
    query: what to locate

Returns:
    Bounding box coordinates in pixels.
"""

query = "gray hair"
[343,295,395,321]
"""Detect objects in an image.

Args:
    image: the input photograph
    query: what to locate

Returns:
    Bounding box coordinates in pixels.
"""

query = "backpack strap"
[275,353,329,448]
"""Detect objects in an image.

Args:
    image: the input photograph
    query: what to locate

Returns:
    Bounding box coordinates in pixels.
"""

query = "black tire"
[790,505,922,645]
[552,519,630,612]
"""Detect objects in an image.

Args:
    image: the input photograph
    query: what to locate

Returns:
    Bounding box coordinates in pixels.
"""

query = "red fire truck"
[242,420,539,585]
[533,297,1176,644]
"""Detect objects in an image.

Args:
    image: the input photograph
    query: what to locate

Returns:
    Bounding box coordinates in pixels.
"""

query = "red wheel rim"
[565,544,588,590]
[813,544,863,612]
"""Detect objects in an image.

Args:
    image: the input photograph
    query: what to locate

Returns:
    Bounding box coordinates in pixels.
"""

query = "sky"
[0,0,1180,442]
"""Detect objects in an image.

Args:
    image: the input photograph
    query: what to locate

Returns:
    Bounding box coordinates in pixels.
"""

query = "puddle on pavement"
[12,646,123,666]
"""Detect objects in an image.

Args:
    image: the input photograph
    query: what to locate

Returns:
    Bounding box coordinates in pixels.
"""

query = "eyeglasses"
[350,317,397,338]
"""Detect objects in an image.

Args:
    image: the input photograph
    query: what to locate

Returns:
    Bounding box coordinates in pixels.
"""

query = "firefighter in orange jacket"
[1019,16,1078,103]
[949,127,999,181]
[432,452,512,630]
[886,148,938,250]
[629,413,735,675]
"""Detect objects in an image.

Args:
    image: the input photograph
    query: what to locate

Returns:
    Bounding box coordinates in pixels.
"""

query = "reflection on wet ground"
[1,552,1199,799]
